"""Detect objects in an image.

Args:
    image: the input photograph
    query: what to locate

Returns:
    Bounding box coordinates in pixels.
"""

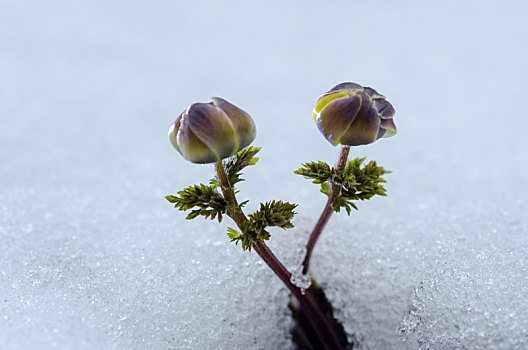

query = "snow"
[1,0,528,349]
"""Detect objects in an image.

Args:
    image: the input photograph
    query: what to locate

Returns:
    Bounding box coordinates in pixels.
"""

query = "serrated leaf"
[186,210,201,220]
[166,183,228,222]
[248,200,297,230]
[329,157,390,214]
[228,200,298,252]
[223,146,261,186]
[209,178,220,188]
[320,182,330,196]
[165,195,178,203]
[294,161,333,184]
[227,227,241,239]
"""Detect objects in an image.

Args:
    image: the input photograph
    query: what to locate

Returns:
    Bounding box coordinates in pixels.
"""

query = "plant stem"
[214,161,344,350]
[302,146,350,274]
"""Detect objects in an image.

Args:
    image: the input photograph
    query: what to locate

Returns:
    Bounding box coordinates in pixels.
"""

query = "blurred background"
[1,0,527,349]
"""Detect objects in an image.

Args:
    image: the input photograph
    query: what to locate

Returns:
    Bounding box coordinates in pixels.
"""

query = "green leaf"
[186,210,201,220]
[334,158,390,214]
[226,227,242,245]
[294,161,333,184]
[223,146,261,186]
[230,200,298,252]
[342,158,389,200]
[165,195,179,203]
[165,183,228,222]
[250,200,297,229]
[227,227,241,239]
[295,161,358,188]
[209,178,220,188]
[320,182,330,196]
[297,157,390,215]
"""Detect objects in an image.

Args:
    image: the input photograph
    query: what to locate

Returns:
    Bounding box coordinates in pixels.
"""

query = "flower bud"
[312,82,396,146]
[169,97,256,164]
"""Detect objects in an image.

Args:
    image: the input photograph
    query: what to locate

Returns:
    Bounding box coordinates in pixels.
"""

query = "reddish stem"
[215,161,343,350]
[302,146,350,274]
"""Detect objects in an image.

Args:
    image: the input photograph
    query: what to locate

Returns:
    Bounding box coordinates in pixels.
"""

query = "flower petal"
[317,94,362,146]
[376,128,386,139]
[168,112,183,154]
[340,94,381,146]
[363,86,385,99]
[314,83,364,119]
[314,91,351,119]
[177,114,218,163]
[187,102,239,161]
[373,98,395,119]
[379,118,397,138]
[211,97,256,151]
[327,82,363,94]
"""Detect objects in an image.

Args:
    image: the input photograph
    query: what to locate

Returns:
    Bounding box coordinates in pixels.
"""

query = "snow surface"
[1,0,528,349]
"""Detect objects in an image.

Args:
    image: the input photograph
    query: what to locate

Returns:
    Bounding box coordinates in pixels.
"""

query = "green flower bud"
[312,82,397,146]
[169,97,257,164]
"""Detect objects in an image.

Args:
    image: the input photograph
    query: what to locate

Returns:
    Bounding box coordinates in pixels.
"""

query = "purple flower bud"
[169,97,256,163]
[313,82,397,146]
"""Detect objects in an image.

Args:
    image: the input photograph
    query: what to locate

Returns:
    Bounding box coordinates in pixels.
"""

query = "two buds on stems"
[167,82,397,350]
[169,82,396,163]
